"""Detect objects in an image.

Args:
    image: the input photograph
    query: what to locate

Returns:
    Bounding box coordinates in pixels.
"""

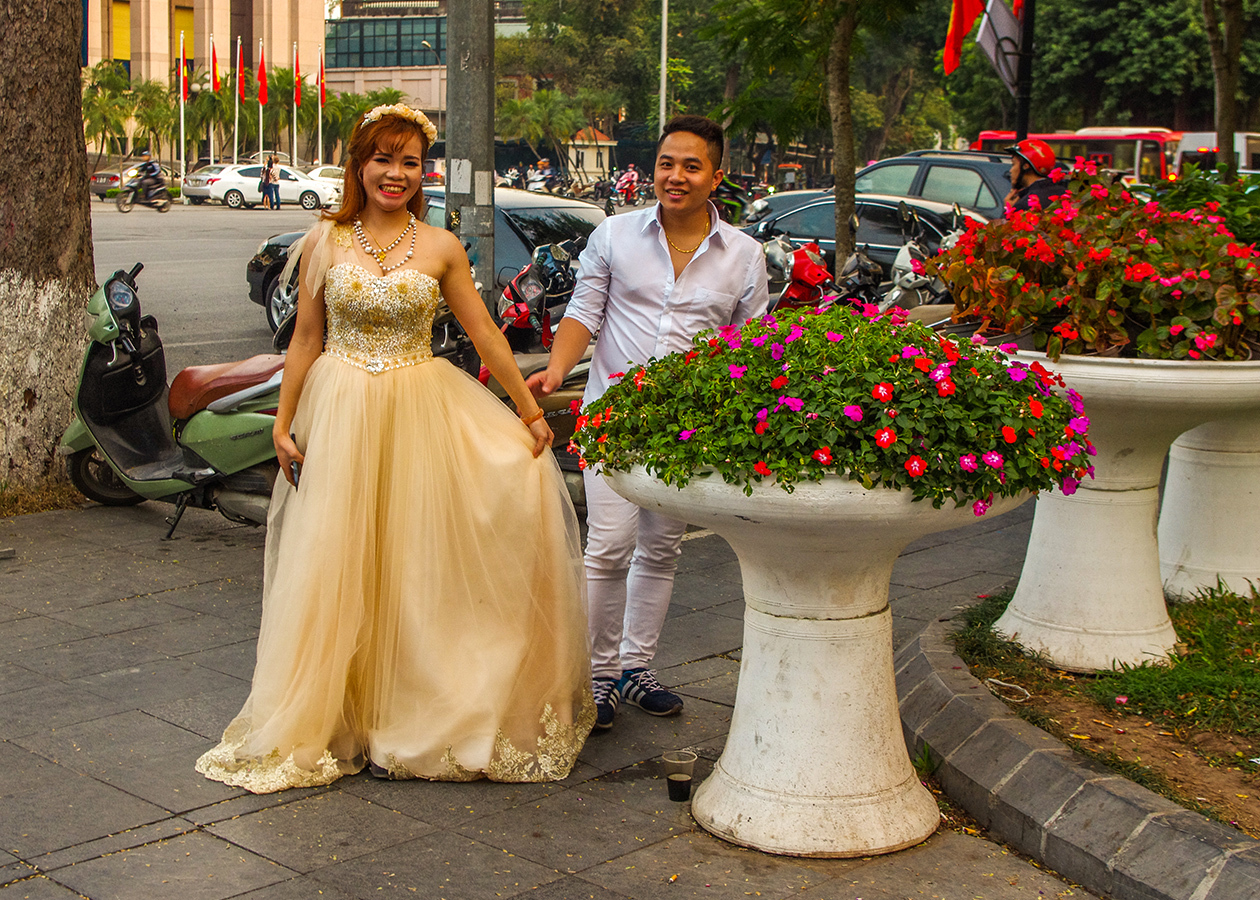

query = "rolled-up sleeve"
[564,222,612,335]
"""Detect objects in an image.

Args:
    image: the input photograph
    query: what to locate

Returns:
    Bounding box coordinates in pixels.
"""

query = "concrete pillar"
[193,0,231,69]
[130,0,171,83]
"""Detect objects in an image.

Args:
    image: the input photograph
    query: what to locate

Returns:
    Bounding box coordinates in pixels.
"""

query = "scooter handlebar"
[127,262,144,283]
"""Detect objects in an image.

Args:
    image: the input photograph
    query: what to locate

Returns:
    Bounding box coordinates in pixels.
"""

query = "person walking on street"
[528,115,770,731]
[260,156,274,209]
[267,156,283,210]
[1004,139,1067,213]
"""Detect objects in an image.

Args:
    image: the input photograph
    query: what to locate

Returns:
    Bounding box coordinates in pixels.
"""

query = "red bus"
[971,127,1183,183]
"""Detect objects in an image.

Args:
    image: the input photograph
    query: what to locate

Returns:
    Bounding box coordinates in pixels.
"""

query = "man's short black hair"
[656,115,724,170]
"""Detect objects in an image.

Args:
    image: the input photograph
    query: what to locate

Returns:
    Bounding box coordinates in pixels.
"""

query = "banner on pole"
[976,0,1022,96]
[294,49,301,108]
[258,45,268,106]
[238,40,245,100]
[212,36,220,92]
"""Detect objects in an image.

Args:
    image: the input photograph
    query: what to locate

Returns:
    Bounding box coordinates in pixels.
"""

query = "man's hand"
[526,368,562,398]
[1004,187,1020,207]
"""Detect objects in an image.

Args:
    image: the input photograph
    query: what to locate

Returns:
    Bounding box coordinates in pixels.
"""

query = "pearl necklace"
[354,214,416,274]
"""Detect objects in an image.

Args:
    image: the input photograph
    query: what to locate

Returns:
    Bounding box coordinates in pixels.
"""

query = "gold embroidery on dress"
[486,697,597,782]
[332,223,353,249]
[323,264,440,374]
[194,722,345,794]
[439,747,484,782]
[384,752,416,780]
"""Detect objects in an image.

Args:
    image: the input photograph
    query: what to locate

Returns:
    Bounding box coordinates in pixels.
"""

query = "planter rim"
[1014,349,1260,372]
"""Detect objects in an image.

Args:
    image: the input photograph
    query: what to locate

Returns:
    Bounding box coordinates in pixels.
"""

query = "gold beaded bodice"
[323,263,439,374]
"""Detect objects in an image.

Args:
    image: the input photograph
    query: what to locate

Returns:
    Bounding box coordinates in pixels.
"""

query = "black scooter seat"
[169,354,285,420]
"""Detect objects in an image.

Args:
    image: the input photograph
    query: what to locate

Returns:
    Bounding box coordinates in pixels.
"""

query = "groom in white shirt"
[528,115,770,730]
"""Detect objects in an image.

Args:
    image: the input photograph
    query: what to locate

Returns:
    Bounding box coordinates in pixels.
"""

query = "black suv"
[854,150,1010,220]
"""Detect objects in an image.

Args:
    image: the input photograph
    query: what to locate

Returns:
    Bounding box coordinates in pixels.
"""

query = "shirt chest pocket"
[678,287,738,337]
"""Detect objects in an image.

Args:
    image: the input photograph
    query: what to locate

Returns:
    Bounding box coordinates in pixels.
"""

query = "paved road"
[89,200,318,375]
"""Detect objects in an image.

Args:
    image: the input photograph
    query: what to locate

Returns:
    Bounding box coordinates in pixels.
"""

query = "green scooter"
[60,263,284,538]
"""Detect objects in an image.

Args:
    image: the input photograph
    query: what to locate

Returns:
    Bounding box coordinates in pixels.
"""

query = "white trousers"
[583,469,687,680]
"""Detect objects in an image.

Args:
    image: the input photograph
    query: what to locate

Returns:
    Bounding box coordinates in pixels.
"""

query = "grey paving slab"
[1111,810,1256,900]
[1205,846,1260,900]
[182,788,334,828]
[0,863,36,888]
[7,633,168,681]
[572,757,717,820]
[178,641,259,680]
[0,605,31,626]
[204,791,434,874]
[45,594,198,635]
[453,787,685,874]
[517,877,629,900]
[0,875,85,898]
[31,817,197,872]
[231,875,360,899]
[310,830,564,899]
[71,657,249,709]
[809,830,1100,899]
[650,611,743,671]
[0,679,132,739]
[161,577,264,619]
[699,598,745,621]
[13,709,238,813]
[338,770,560,830]
[0,741,170,858]
[672,670,738,708]
[0,663,54,698]
[122,612,260,658]
[579,829,849,899]
[0,617,95,657]
[664,571,744,618]
[51,830,297,900]
[146,687,253,743]
[658,656,740,689]
[574,699,732,774]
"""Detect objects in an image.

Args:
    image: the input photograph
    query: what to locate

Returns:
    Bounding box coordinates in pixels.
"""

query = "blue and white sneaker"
[618,668,684,716]
[592,677,621,730]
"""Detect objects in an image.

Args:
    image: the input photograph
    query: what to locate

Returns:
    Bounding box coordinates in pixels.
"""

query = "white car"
[306,165,344,185]
[209,164,339,210]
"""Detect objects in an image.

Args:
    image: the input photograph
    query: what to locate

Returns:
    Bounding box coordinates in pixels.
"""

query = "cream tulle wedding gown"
[196,223,593,793]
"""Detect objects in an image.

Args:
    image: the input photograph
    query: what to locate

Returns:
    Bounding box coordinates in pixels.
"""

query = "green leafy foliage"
[574,306,1094,511]
[929,165,1260,360]
[1150,166,1260,246]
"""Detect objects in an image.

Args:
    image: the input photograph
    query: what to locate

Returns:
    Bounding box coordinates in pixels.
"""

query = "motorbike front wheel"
[154,191,172,212]
[69,448,145,506]
[115,191,134,213]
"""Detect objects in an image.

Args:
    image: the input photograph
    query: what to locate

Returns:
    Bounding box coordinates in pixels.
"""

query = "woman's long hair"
[325,114,430,225]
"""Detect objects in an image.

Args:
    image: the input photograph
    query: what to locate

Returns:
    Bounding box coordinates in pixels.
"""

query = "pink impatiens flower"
[959,454,978,472]
[982,451,1004,468]
[728,364,747,379]
[843,405,864,422]
[678,429,695,441]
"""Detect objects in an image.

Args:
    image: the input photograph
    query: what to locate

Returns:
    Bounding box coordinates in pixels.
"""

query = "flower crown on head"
[361,103,438,145]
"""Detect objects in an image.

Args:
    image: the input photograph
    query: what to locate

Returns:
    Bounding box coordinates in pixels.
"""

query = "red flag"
[258,46,268,106]
[943,0,985,75]
[319,50,325,104]
[294,50,301,108]
[1013,0,1024,16]
[237,40,245,101]
[180,41,188,101]
[212,39,220,92]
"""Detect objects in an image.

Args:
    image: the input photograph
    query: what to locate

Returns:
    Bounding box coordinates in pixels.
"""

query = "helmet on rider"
[1006,139,1056,177]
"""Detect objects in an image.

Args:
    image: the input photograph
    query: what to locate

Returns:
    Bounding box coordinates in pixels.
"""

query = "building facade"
[85,0,326,86]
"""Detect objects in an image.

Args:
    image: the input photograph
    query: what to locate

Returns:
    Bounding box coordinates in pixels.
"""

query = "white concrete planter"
[603,466,1028,858]
[1159,415,1260,598]
[995,354,1260,672]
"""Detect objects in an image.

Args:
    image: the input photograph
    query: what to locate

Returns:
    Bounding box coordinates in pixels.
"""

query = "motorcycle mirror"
[848,214,860,236]
[754,220,771,238]
[497,266,517,287]
[273,308,296,352]
[897,201,911,222]
[952,202,964,230]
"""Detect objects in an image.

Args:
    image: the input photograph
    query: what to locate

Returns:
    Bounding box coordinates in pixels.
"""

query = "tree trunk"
[869,65,914,162]
[827,3,858,261]
[721,62,740,171]
[0,0,96,485]
[1202,0,1244,179]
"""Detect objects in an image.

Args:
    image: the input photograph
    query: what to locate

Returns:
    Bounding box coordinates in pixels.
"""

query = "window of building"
[327,16,446,68]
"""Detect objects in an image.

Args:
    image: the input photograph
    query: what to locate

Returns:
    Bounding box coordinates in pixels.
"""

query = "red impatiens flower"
[633,371,646,390]
[754,461,773,476]
[875,427,896,448]
[755,422,768,435]
[812,447,832,465]
[872,382,894,402]
[1028,398,1044,418]
[771,375,789,389]
[937,379,956,397]
[904,455,927,477]
[1002,426,1018,443]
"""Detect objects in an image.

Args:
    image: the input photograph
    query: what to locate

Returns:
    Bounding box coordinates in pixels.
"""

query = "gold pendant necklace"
[664,229,705,254]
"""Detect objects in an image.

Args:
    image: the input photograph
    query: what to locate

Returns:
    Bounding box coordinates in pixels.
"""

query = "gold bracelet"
[520,408,545,425]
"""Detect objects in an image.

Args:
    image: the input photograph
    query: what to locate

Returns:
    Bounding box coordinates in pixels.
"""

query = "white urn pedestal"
[994,355,1260,672]
[1158,415,1260,598]
[604,467,1028,858]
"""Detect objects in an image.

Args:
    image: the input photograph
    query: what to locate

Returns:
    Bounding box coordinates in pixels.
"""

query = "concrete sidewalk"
[0,498,1099,900]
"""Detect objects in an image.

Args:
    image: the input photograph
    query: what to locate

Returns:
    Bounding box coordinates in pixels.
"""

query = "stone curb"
[895,617,1260,900]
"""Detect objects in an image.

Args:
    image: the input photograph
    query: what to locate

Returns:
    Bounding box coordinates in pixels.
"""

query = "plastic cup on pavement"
[667,773,692,802]
[661,749,697,778]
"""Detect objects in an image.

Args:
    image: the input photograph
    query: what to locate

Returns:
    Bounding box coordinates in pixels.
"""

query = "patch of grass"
[1081,583,1260,738]
[0,477,85,518]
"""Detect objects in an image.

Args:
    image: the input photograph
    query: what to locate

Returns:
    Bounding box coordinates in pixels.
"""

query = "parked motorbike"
[878,201,965,318]
[60,264,284,538]
[116,175,172,213]
[763,215,883,312]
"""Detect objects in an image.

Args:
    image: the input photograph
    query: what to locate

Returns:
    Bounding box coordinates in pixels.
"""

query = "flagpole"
[179,31,186,182]
[233,36,240,164]
[209,34,216,166]
[258,38,264,162]
[292,41,298,166]
[317,46,324,166]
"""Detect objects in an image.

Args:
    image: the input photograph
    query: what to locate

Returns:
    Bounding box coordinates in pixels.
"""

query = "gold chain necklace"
[664,229,706,254]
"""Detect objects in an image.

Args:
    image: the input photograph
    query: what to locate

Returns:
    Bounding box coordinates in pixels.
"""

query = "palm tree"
[82,61,133,170]
[498,90,582,172]
[130,79,174,160]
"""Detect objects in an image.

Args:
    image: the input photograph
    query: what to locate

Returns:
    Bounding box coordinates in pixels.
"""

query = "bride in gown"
[196,104,594,794]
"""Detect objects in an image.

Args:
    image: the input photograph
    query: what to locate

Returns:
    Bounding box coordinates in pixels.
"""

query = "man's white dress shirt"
[564,202,770,406]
